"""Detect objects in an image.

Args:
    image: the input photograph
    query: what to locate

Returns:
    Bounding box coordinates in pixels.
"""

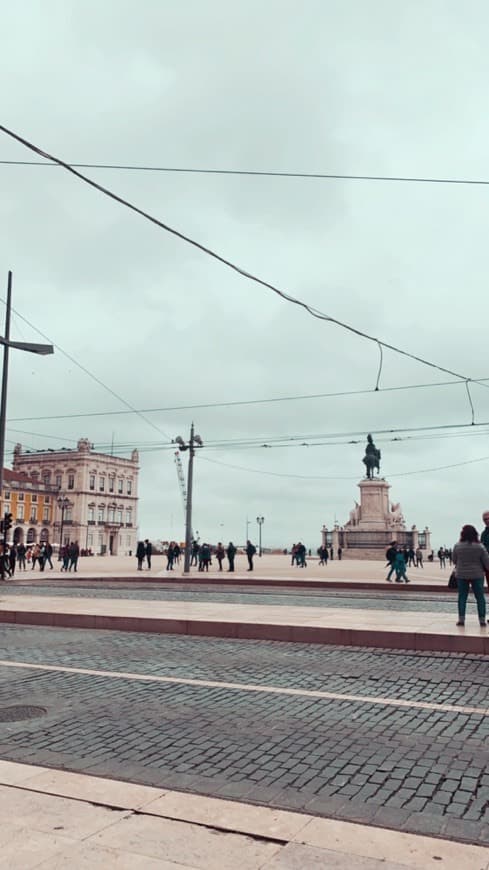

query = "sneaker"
[405,579,410,583]
[386,578,392,582]
[456,621,465,626]
[480,620,487,627]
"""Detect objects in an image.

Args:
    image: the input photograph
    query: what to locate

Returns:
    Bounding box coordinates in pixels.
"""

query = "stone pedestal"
[356,479,391,530]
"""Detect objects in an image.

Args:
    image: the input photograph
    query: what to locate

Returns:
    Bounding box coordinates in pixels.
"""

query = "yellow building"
[2,469,57,546]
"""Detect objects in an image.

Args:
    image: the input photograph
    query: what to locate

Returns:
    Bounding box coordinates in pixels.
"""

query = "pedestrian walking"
[385,541,398,582]
[452,525,488,627]
[200,543,211,572]
[144,539,152,569]
[394,550,409,583]
[31,543,40,570]
[246,540,256,571]
[17,543,26,571]
[296,542,306,567]
[190,541,199,567]
[438,547,446,569]
[166,542,175,571]
[44,542,54,570]
[68,541,79,573]
[338,547,343,561]
[8,544,16,578]
[226,541,237,572]
[329,547,334,560]
[415,547,423,568]
[136,541,145,570]
[215,542,225,572]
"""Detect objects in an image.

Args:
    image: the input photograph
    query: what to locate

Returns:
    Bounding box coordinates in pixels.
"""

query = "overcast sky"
[1,1,489,549]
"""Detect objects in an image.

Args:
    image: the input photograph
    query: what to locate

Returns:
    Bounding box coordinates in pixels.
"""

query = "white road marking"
[0,658,486,716]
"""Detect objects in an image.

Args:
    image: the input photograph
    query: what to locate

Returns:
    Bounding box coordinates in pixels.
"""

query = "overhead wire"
[6,375,489,423]
[199,453,489,481]
[2,301,172,442]
[4,158,489,187]
[1,124,487,393]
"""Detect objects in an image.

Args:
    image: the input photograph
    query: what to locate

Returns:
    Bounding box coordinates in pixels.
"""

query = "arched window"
[26,527,36,544]
[40,528,49,542]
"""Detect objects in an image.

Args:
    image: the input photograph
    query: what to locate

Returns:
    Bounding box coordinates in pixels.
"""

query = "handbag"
[448,571,457,590]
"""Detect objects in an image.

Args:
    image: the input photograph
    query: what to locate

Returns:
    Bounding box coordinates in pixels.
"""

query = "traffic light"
[3,513,12,534]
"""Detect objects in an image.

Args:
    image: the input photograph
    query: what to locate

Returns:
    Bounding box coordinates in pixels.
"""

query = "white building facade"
[12,438,139,555]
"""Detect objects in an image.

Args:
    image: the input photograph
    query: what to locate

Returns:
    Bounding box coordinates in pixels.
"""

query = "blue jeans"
[457,578,486,621]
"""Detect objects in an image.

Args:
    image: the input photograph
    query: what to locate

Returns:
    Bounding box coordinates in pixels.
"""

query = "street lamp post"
[256,516,265,556]
[0,272,53,579]
[174,424,203,574]
[57,497,72,558]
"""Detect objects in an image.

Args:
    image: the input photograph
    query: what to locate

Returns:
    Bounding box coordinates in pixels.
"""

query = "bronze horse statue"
[363,434,381,479]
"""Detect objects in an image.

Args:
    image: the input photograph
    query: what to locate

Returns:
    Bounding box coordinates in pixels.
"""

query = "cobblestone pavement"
[0,625,487,846]
[0,581,467,614]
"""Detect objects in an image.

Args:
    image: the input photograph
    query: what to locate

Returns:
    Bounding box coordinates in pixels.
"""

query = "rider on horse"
[363,434,381,479]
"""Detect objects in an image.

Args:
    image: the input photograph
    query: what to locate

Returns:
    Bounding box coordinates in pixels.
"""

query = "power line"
[200,453,489,481]
[3,302,171,442]
[1,123,486,394]
[6,375,489,424]
[3,158,489,188]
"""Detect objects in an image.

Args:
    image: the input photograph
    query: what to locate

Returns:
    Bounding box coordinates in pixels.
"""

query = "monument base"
[322,476,431,560]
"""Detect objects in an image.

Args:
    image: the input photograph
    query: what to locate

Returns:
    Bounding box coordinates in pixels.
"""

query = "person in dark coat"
[215,542,225,572]
[44,542,54,570]
[226,541,237,572]
[68,541,79,573]
[144,539,152,569]
[200,543,211,572]
[246,540,256,571]
[136,541,145,571]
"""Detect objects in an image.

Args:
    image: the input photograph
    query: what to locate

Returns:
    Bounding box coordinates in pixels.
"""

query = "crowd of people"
[0,540,81,578]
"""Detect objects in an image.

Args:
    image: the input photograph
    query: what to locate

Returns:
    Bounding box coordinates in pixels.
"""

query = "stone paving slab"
[0,761,487,869]
[8,552,452,591]
[0,627,487,847]
[0,592,487,653]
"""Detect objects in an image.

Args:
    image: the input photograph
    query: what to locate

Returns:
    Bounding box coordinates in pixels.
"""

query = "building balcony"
[125,522,133,527]
[87,520,96,525]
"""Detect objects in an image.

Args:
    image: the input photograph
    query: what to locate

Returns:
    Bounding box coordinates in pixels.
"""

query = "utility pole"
[256,516,265,556]
[174,424,203,574]
[0,272,54,579]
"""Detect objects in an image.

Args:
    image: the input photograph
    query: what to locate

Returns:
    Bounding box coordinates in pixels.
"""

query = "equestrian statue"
[362,433,381,479]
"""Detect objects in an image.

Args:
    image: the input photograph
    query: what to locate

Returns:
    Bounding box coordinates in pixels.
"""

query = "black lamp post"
[256,516,265,556]
[0,272,53,579]
[174,424,203,574]
[57,496,72,556]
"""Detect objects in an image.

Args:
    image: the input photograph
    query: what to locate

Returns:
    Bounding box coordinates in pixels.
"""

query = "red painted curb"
[1,609,487,654]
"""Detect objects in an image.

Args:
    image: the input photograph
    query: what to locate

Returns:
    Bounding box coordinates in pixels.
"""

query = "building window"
[89,475,95,491]
[55,474,62,488]
[4,491,9,501]
[44,496,50,504]
[17,505,24,520]
[88,507,95,522]
[68,474,75,490]
[65,508,72,522]
[118,478,123,493]
[43,507,49,522]
[30,508,37,522]
[125,509,132,525]
[127,535,131,547]
[32,494,37,503]
[127,480,132,495]
[98,507,105,522]
[108,508,115,523]
[109,477,114,493]
[99,477,105,492]
[87,534,93,547]
[42,472,50,485]
[18,492,24,501]
[117,510,123,524]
